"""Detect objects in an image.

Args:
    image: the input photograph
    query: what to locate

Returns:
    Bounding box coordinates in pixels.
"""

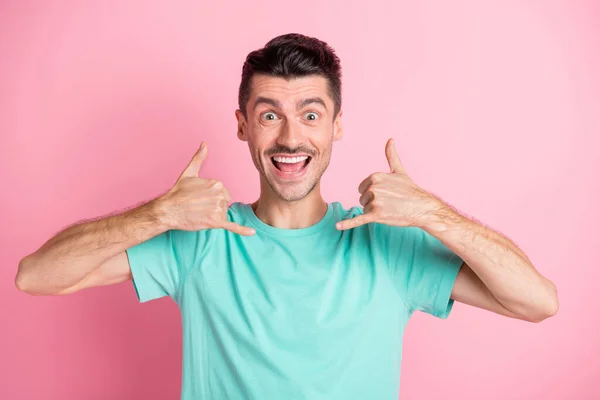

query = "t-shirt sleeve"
[125,229,201,303]
[377,224,464,318]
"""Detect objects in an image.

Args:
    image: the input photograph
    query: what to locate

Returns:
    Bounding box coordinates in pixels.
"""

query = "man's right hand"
[153,142,256,236]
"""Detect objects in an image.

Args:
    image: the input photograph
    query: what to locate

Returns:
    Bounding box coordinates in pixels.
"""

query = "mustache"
[265,145,316,157]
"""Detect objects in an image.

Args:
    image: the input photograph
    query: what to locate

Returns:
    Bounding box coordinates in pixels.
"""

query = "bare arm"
[15,201,168,295]
[15,142,254,296]
[425,203,559,322]
[337,139,558,323]
[450,262,526,320]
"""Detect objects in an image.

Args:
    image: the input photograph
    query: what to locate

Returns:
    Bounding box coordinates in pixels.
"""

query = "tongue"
[276,161,305,173]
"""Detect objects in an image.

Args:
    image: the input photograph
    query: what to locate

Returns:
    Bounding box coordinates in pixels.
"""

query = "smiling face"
[236,74,343,202]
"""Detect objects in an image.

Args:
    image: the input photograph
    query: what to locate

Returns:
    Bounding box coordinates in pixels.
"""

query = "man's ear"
[235,109,248,142]
[333,109,343,141]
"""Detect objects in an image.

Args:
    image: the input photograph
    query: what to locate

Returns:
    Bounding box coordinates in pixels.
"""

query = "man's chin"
[267,178,314,202]
[273,187,309,202]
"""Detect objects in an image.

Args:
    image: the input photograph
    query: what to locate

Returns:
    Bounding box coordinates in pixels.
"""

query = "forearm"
[420,199,558,321]
[16,200,169,294]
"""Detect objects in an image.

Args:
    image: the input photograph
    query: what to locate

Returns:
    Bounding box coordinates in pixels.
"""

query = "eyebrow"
[297,97,327,111]
[253,97,281,110]
[253,96,328,111]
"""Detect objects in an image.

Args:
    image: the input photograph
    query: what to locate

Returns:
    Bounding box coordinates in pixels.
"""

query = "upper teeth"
[273,156,309,163]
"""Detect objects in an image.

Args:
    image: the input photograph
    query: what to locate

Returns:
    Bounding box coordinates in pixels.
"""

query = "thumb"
[385,138,406,174]
[180,142,208,179]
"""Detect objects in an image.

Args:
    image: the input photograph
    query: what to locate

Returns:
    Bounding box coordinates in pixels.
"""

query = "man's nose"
[276,119,306,149]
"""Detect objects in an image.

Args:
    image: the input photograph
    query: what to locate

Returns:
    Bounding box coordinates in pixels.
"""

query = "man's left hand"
[336,138,441,230]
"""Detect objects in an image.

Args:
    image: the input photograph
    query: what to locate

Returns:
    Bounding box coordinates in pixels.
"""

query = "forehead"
[249,74,333,109]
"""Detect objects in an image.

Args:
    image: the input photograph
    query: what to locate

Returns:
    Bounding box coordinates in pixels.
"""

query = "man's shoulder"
[329,201,363,219]
[228,201,248,216]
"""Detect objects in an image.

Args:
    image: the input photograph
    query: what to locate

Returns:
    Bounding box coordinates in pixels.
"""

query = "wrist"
[417,197,454,234]
[137,197,174,232]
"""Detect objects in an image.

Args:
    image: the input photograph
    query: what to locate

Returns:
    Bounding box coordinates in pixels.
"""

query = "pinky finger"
[336,214,371,230]
[221,221,256,236]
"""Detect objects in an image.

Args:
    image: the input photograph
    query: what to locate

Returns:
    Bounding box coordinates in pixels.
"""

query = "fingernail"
[200,142,205,150]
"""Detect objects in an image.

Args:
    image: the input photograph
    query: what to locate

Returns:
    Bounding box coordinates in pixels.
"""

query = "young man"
[16,33,558,399]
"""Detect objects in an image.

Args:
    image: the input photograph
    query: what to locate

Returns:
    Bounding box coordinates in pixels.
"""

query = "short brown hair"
[238,33,342,119]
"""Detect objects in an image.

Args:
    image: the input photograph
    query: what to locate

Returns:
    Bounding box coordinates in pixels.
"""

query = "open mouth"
[271,155,312,175]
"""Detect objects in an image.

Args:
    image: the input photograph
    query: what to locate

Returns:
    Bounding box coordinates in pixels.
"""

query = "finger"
[221,186,231,203]
[218,198,229,217]
[358,176,372,194]
[385,138,406,174]
[359,190,373,207]
[336,214,373,230]
[180,142,208,179]
[221,221,256,236]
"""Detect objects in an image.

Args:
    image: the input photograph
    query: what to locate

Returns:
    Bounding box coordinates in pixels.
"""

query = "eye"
[304,112,319,121]
[261,112,279,121]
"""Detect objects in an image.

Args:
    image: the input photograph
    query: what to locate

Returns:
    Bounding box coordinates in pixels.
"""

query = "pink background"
[1,1,598,399]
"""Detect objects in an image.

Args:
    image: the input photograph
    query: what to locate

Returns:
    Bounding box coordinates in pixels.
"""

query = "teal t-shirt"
[126,202,463,400]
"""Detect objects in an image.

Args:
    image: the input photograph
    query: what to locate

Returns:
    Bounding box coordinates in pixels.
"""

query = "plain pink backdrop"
[1,1,598,399]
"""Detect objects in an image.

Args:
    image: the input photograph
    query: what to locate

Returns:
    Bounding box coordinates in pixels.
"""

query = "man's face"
[236,74,342,202]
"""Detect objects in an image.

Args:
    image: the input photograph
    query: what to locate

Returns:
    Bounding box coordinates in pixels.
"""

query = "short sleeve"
[125,229,201,303]
[377,224,464,318]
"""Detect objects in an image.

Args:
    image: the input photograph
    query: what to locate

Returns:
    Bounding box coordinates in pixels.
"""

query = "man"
[15,33,558,399]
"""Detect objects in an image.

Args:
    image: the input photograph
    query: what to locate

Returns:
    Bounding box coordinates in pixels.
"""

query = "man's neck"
[251,188,328,230]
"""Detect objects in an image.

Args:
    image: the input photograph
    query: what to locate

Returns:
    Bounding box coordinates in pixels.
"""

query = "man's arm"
[449,263,525,319]
[336,138,558,322]
[15,201,169,296]
[15,142,254,296]
[422,205,558,322]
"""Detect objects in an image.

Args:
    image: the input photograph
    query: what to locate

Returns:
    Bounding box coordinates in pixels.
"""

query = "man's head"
[235,33,343,202]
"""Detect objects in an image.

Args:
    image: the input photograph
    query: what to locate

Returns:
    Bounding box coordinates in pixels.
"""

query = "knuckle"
[365,188,376,201]
[369,173,381,183]
[205,179,218,188]
[212,181,223,190]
